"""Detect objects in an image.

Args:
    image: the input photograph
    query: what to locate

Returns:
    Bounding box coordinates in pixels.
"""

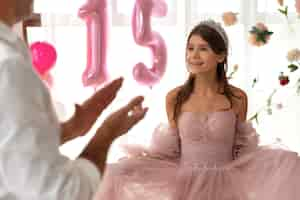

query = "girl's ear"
[217,53,226,63]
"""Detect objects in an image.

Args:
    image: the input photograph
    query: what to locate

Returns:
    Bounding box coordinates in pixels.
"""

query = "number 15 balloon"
[132,0,168,88]
[78,0,109,88]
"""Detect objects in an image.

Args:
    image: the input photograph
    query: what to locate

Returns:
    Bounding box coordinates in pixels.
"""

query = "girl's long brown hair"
[173,23,237,123]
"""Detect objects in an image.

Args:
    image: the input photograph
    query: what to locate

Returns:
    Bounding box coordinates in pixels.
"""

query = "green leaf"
[265,31,274,35]
[266,89,277,106]
[260,36,267,43]
[249,26,260,34]
[267,108,272,115]
[256,33,265,43]
[252,78,258,88]
[249,113,259,124]
[288,64,299,72]
[267,99,271,106]
[252,26,259,32]
[278,9,287,15]
[255,115,259,124]
[297,78,300,95]
[278,6,289,17]
[297,86,300,95]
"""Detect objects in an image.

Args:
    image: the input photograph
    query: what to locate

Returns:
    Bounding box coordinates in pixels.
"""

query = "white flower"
[286,48,300,62]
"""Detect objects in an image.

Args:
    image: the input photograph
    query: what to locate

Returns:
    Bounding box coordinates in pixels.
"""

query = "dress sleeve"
[233,121,259,159]
[148,124,180,159]
[121,123,180,160]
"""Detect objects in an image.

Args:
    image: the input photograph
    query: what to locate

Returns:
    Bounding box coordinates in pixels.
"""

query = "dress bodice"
[178,110,237,167]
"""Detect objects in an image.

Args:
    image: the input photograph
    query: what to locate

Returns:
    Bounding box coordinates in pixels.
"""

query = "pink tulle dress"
[93,109,300,200]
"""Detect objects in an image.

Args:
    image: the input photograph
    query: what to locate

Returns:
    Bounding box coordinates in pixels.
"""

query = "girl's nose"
[192,50,200,58]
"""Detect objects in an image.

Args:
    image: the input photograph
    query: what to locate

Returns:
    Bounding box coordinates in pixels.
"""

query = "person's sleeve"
[0,56,100,199]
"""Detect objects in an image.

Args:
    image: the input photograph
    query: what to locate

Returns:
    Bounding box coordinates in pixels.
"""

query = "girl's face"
[186,34,225,75]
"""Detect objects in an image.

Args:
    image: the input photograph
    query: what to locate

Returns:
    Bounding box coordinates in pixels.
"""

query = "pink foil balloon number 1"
[78,0,108,88]
[132,0,168,88]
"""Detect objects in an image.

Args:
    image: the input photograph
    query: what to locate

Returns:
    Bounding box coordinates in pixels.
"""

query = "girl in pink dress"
[93,20,300,200]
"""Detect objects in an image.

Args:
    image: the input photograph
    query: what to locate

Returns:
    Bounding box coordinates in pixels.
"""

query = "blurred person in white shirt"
[0,0,148,199]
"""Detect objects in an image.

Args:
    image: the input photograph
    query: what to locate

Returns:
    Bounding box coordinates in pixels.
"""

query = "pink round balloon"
[30,41,57,76]
[132,0,168,87]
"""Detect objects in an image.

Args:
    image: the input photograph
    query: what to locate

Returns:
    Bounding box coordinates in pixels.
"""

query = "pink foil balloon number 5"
[132,0,168,87]
[78,0,108,88]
